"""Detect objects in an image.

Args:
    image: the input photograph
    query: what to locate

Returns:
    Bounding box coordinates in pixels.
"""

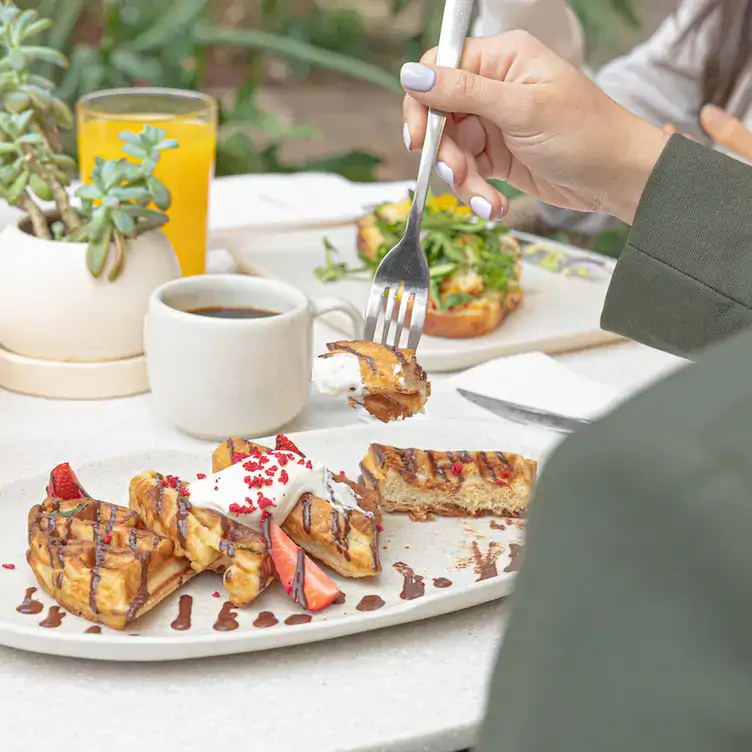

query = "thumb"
[400,62,503,119]
[701,104,752,159]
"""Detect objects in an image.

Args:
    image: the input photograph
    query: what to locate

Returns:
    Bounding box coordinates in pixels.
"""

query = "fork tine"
[363,286,384,342]
[380,286,399,345]
[393,289,413,348]
[406,292,428,351]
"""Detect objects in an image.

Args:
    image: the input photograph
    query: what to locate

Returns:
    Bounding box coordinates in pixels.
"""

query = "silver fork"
[363,0,475,351]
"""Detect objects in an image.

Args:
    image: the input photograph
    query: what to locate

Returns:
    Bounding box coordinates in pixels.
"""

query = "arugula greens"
[314,194,521,311]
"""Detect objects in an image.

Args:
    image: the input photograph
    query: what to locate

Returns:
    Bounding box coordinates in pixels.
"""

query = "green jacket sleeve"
[476,328,752,752]
[601,135,752,357]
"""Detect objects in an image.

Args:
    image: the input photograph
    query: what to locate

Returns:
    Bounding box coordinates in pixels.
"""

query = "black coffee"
[188,306,279,319]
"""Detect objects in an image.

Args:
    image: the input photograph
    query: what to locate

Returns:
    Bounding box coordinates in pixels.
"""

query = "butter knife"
[457,389,591,433]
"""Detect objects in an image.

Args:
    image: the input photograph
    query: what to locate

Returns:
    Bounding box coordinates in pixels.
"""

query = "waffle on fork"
[27,497,195,630]
[212,437,382,578]
[129,472,274,606]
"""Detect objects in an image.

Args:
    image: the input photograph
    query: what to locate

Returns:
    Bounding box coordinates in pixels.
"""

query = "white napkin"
[451,351,620,421]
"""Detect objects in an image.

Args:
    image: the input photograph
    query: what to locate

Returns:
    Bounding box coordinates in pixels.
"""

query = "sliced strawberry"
[46,463,91,500]
[265,519,339,611]
[275,434,305,457]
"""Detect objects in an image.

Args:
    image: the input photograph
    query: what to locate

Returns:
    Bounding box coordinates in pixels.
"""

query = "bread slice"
[314,340,430,422]
[360,444,536,521]
[424,289,523,339]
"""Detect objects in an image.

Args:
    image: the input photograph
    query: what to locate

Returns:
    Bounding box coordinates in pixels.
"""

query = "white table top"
[0,312,684,752]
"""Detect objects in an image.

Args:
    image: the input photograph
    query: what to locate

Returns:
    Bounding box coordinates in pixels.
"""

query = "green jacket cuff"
[601,135,752,357]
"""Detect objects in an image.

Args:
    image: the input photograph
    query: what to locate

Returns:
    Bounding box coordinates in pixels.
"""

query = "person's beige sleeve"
[473,0,585,67]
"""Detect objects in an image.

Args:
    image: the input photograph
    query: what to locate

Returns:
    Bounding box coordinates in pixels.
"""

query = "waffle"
[128,472,274,606]
[317,341,430,422]
[211,437,382,577]
[27,497,195,630]
[360,444,537,521]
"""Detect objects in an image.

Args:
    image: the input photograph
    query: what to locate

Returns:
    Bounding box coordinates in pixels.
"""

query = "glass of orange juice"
[77,89,217,276]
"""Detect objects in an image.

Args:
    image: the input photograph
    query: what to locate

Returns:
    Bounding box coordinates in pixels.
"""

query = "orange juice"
[77,90,217,277]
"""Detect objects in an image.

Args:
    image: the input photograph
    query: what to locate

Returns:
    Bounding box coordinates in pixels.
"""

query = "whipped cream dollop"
[188,449,365,531]
[312,353,366,398]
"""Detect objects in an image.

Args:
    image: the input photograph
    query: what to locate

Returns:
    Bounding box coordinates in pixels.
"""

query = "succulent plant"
[0,1,179,281]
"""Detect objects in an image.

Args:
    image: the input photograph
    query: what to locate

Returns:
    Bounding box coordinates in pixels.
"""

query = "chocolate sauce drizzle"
[326,342,376,373]
[284,613,312,625]
[253,611,278,628]
[333,592,346,605]
[39,606,65,628]
[214,601,239,631]
[393,562,425,600]
[471,541,503,581]
[504,543,524,573]
[301,493,313,534]
[331,508,351,561]
[85,625,102,634]
[433,577,452,589]
[490,520,506,531]
[356,595,385,611]
[170,594,193,631]
[16,587,43,614]
[291,548,308,609]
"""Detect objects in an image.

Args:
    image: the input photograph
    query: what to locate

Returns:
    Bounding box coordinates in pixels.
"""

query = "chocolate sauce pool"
[16,587,43,614]
[170,594,193,631]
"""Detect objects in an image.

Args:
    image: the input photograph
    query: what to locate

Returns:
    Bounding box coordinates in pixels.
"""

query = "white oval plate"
[0,419,555,661]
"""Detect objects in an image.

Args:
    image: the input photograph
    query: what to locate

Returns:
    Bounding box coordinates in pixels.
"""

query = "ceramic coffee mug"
[145,274,362,439]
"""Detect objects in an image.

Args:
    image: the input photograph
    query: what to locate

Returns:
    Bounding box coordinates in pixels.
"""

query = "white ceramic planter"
[0,218,180,362]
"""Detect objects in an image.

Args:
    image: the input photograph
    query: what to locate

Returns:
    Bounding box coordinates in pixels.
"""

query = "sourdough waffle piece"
[314,340,430,422]
[360,445,537,521]
[211,437,382,577]
[27,497,195,630]
[129,472,274,606]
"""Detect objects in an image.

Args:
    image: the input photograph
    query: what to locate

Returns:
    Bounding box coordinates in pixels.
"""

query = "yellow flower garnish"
[427,193,473,216]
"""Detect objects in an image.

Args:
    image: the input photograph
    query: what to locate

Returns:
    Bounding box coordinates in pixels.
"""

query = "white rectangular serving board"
[0,420,556,661]
[230,234,622,372]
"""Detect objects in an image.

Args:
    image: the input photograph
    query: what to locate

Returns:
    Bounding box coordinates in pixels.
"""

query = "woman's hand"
[701,104,752,161]
[401,32,669,224]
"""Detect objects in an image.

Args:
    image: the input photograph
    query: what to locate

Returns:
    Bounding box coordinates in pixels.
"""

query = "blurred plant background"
[21,0,670,252]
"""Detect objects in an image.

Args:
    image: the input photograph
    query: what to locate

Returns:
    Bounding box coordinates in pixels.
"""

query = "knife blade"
[457,389,591,433]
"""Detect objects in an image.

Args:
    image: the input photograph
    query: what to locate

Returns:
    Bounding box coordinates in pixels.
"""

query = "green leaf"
[17,133,43,145]
[111,210,135,236]
[51,503,88,518]
[48,97,74,129]
[101,196,120,209]
[87,225,112,278]
[22,18,53,40]
[428,262,457,279]
[100,159,120,189]
[19,46,68,69]
[195,24,402,95]
[155,138,179,151]
[28,173,52,201]
[118,130,142,146]
[75,184,101,201]
[5,170,29,204]
[443,293,474,309]
[53,154,78,175]
[110,186,150,202]
[0,143,17,154]
[4,91,29,114]
[121,143,148,160]
[128,0,209,53]
[110,49,163,84]
[147,175,171,210]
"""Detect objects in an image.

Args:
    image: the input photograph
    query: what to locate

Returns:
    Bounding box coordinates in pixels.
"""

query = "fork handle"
[405,0,475,241]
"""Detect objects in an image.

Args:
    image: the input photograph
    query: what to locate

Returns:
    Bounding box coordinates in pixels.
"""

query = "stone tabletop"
[0,318,684,752]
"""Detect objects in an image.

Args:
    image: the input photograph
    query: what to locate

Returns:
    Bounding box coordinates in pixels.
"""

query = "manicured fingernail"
[701,104,725,125]
[403,122,411,151]
[470,196,493,220]
[435,161,454,184]
[400,62,436,92]
[497,205,506,219]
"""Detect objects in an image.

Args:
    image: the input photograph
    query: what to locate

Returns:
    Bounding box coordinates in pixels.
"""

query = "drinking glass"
[77,88,217,276]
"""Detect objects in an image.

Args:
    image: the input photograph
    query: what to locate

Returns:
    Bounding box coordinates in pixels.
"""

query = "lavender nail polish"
[435,161,454,184]
[470,196,493,221]
[400,63,437,92]
[403,123,411,151]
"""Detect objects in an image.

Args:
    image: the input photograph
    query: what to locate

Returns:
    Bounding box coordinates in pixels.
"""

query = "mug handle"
[311,297,364,339]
